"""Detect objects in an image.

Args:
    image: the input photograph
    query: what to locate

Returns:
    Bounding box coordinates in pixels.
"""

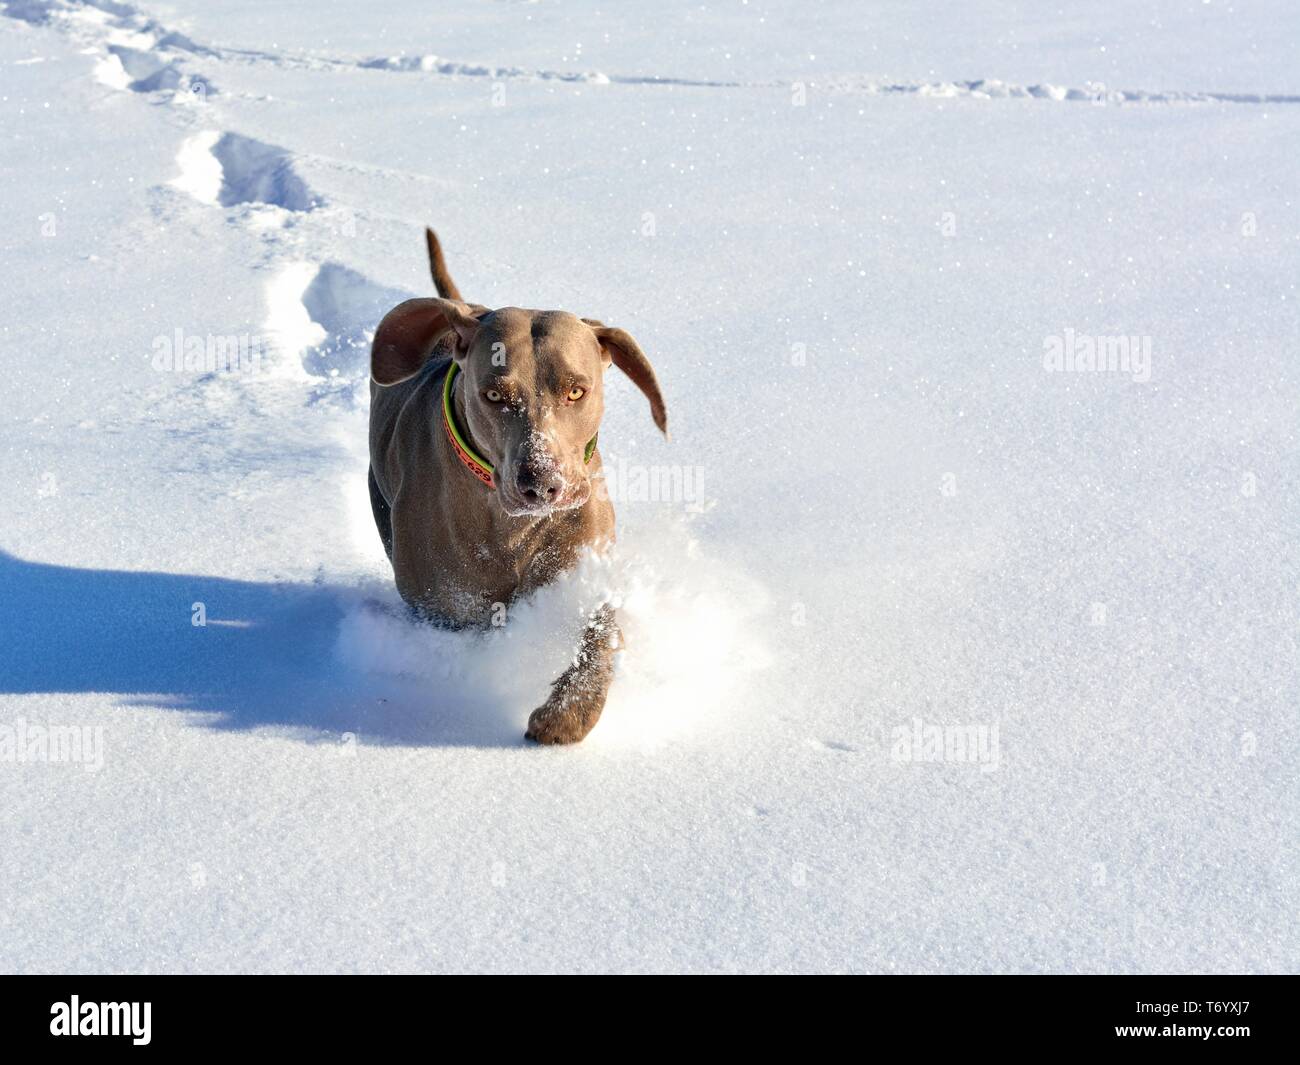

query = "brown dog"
[368,229,668,744]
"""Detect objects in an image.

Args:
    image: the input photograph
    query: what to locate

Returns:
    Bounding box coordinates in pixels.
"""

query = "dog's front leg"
[526,604,620,745]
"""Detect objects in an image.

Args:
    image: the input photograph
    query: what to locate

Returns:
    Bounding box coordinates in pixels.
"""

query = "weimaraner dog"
[368,229,668,744]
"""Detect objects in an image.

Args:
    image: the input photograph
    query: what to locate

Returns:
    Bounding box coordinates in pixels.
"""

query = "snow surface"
[0,0,1296,973]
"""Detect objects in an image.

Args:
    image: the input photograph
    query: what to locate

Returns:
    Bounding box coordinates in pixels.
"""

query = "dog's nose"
[516,465,564,503]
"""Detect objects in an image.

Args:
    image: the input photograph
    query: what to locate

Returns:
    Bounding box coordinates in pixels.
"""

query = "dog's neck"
[446,362,496,491]
[450,366,474,462]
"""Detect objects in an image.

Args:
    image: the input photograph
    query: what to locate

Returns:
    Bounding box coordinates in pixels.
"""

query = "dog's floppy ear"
[371,297,483,386]
[583,320,668,437]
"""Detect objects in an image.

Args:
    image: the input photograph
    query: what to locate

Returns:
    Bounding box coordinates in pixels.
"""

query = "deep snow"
[0,0,1296,973]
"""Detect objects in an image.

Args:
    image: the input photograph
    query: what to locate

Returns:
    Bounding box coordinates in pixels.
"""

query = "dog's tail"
[425,227,463,301]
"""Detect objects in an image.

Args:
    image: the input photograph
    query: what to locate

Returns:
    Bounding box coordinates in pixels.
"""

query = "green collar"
[442,362,597,490]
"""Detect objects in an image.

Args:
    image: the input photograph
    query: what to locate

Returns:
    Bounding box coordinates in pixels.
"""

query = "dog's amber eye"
[485,389,503,403]
[567,386,586,401]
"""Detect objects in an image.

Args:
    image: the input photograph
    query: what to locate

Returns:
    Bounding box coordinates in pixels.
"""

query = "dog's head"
[372,298,667,516]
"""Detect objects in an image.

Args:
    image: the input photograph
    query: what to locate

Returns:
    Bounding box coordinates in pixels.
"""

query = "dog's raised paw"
[525,703,598,746]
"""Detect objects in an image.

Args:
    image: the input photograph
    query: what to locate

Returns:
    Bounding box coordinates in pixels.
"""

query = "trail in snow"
[6,0,1297,105]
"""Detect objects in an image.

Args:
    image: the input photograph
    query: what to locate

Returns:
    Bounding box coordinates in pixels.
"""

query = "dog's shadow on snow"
[0,549,533,749]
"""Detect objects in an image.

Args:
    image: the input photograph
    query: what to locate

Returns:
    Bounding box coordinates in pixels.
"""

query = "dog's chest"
[409,512,573,628]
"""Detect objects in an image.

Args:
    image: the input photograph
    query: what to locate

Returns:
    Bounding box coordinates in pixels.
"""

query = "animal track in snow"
[296,263,408,378]
[173,130,320,211]
[257,261,409,388]
[353,61,1300,105]
[7,0,218,96]
[815,75,1300,106]
[170,131,394,390]
[355,53,741,89]
[227,46,1300,105]
[211,133,318,211]
[102,44,184,91]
